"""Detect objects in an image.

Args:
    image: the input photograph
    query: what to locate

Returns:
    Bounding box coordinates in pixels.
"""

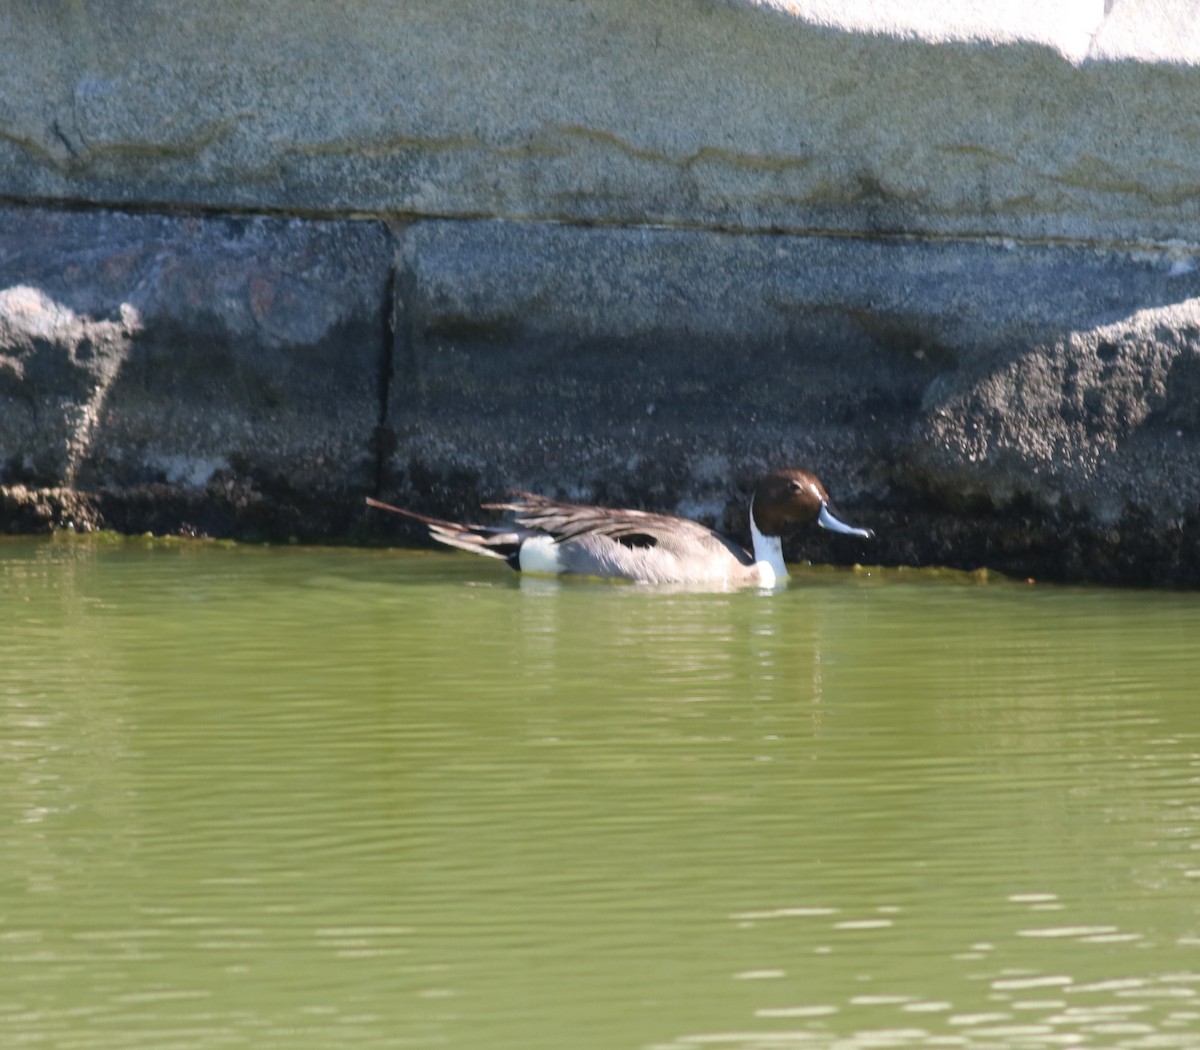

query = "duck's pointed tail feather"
[365,497,521,565]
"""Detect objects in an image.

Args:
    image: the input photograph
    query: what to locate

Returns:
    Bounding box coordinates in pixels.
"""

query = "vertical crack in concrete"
[373,224,421,497]
[372,253,397,497]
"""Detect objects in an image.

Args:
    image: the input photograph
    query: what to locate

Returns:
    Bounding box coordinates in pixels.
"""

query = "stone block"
[0,206,391,537]
[1,2,1199,243]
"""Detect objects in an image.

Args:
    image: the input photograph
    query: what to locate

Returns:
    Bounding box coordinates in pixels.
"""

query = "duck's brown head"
[751,468,874,540]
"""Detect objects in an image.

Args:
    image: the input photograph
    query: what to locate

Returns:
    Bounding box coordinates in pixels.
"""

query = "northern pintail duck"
[367,468,872,587]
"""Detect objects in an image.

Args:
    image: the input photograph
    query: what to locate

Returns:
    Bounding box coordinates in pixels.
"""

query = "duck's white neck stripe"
[749,497,789,585]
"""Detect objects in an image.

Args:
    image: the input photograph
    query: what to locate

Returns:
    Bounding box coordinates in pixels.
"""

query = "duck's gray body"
[492,492,760,585]
[367,468,873,588]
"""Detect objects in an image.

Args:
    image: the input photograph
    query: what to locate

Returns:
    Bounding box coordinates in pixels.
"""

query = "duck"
[366,468,873,587]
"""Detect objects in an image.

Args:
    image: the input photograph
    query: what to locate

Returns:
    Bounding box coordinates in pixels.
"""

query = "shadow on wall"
[0,207,391,538]
[3,208,1200,549]
[0,278,383,538]
[386,220,1200,523]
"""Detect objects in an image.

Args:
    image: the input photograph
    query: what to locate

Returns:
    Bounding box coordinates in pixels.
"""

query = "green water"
[1,536,1198,1050]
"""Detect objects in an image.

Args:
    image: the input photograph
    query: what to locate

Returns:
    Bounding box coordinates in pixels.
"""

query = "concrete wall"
[3,1,1200,581]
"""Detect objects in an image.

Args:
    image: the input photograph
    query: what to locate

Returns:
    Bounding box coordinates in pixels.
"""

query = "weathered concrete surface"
[0,206,391,539]
[2,1,1200,244]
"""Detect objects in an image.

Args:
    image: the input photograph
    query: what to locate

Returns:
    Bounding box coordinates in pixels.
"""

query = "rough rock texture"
[2,1,1199,243]
[0,485,101,534]
[0,207,391,539]
[910,300,1200,522]
[0,284,138,489]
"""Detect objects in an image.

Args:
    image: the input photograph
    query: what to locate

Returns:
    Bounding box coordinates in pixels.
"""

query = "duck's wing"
[486,492,697,543]
[486,492,754,572]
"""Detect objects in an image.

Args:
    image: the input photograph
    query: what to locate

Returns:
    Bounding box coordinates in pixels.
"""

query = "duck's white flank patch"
[518,534,563,575]
[749,500,789,585]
